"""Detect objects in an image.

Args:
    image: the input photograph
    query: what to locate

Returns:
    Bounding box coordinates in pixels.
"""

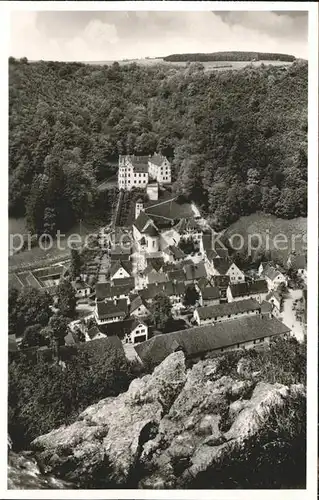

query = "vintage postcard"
[3,2,317,499]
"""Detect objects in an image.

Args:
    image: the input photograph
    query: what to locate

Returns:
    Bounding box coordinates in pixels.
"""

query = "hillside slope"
[163,51,296,62]
[225,213,307,262]
[9,58,307,231]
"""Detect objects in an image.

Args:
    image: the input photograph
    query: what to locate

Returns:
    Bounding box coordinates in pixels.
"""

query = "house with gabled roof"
[140,281,186,309]
[95,281,134,303]
[167,268,186,283]
[130,295,150,318]
[146,257,164,272]
[112,276,136,288]
[95,298,128,325]
[227,279,268,303]
[85,325,107,342]
[109,260,132,281]
[163,245,186,263]
[146,266,169,285]
[164,281,186,309]
[134,315,291,367]
[183,261,208,284]
[259,262,287,290]
[148,153,171,185]
[196,276,211,291]
[173,218,202,243]
[72,279,92,299]
[194,298,261,326]
[110,245,131,263]
[199,285,220,307]
[97,317,149,344]
[140,283,166,302]
[211,258,245,284]
[128,319,149,344]
[266,290,282,317]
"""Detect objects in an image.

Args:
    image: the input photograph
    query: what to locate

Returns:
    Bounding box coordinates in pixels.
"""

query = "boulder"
[28,352,305,489]
[31,351,186,487]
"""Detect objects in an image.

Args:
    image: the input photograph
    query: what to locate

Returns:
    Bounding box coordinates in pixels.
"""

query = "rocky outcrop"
[29,352,305,489]
[8,451,75,489]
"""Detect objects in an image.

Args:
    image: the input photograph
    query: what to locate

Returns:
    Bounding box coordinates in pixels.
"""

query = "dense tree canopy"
[9,287,53,338]
[183,285,200,306]
[151,293,173,330]
[163,51,296,62]
[56,279,77,318]
[8,346,134,449]
[9,58,307,231]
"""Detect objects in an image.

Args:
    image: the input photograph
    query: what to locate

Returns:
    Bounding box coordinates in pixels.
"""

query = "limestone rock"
[8,451,75,489]
[27,351,305,489]
[31,351,186,487]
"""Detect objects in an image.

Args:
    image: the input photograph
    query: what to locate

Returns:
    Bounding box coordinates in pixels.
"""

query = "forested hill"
[9,57,307,233]
[163,51,296,62]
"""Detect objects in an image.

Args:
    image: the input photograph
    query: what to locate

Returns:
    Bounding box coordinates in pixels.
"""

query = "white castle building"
[118,153,171,191]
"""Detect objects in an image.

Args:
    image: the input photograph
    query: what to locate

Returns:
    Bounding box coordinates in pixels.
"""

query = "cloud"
[10,12,120,62]
[215,11,308,40]
[10,11,308,62]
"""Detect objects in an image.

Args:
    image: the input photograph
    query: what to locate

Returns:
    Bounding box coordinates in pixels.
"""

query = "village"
[9,153,307,368]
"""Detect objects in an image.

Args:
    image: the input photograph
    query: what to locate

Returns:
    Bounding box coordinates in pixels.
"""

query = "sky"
[10,11,308,62]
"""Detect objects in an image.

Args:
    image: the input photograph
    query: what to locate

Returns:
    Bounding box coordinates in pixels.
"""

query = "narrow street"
[280,288,304,342]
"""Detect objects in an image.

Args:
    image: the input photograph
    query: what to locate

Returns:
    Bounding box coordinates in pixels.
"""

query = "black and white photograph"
[5,3,317,496]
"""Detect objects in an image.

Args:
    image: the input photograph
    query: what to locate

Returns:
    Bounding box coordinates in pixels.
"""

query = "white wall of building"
[111,266,130,280]
[226,263,245,283]
[194,308,260,326]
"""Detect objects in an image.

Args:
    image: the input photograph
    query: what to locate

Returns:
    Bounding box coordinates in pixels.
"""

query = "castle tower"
[135,198,144,220]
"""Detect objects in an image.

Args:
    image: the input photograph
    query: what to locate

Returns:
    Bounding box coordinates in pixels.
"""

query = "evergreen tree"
[70,248,82,280]
[151,293,172,331]
[56,279,77,318]
[184,285,200,306]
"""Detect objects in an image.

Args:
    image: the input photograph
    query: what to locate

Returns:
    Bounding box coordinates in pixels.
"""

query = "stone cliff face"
[25,352,304,489]
[8,451,75,489]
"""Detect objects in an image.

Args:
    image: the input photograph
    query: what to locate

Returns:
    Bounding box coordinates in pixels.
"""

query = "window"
[253,340,256,345]
[237,343,240,348]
